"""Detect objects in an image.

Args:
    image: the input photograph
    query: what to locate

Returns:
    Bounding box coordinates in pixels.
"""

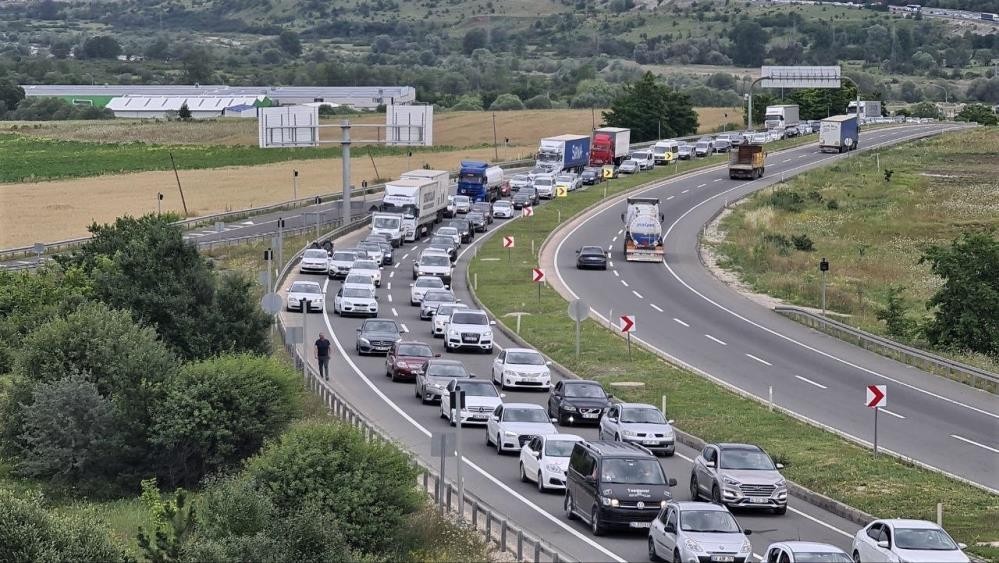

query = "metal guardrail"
[775,306,998,394]
[271,221,573,563]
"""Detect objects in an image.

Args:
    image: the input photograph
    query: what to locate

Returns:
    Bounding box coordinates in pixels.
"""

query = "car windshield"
[373,216,400,229]
[454,196,470,204]
[582,171,595,178]
[415,277,444,288]
[893,528,960,551]
[600,459,666,484]
[456,381,497,397]
[438,228,458,236]
[504,408,549,423]
[352,260,378,270]
[564,384,605,398]
[696,142,709,149]
[421,256,450,267]
[544,440,577,457]
[719,448,775,470]
[507,351,545,365]
[430,237,453,247]
[494,202,511,209]
[580,247,603,255]
[342,288,373,298]
[397,344,433,357]
[679,510,741,533]
[304,249,327,259]
[331,251,356,262]
[290,282,321,294]
[620,408,666,424]
[363,321,398,333]
[535,178,552,186]
[427,363,467,377]
[557,175,572,182]
[424,291,454,303]
[451,312,487,325]
[622,160,636,166]
[468,213,484,221]
[791,553,851,563]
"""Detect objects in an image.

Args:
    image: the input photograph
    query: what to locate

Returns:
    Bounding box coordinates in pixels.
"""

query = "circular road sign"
[260,292,282,315]
[567,299,590,322]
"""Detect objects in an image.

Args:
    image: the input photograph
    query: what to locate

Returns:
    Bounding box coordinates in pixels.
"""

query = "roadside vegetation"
[712,129,999,373]
[0,215,490,561]
[467,139,997,561]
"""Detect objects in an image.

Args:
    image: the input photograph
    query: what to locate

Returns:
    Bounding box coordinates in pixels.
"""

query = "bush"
[523,94,552,110]
[767,189,805,212]
[763,233,792,256]
[488,93,525,111]
[151,354,303,486]
[877,286,916,340]
[791,234,814,252]
[826,199,840,210]
[806,190,823,203]
[447,94,483,111]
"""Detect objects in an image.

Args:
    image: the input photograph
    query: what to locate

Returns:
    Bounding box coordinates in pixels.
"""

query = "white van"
[652,140,680,165]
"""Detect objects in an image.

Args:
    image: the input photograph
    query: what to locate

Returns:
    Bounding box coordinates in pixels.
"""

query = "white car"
[444,309,495,353]
[286,280,325,312]
[410,275,446,305]
[533,175,555,199]
[453,195,472,214]
[761,541,851,563]
[333,285,378,317]
[328,249,359,279]
[350,259,382,287]
[491,347,551,390]
[629,149,655,170]
[492,200,514,218]
[412,253,453,284]
[556,173,581,193]
[750,133,768,144]
[440,378,505,426]
[420,289,458,320]
[648,501,753,563]
[518,433,582,492]
[598,402,676,456]
[852,519,969,563]
[342,272,377,294]
[619,159,639,174]
[299,248,330,274]
[436,226,462,247]
[485,403,557,454]
[432,303,469,337]
[509,174,532,191]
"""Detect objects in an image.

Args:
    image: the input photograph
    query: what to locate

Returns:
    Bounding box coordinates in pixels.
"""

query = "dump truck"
[728,144,766,180]
[621,197,664,262]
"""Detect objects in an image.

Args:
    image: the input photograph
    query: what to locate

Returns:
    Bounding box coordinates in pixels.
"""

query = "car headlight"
[660,500,668,508]
[483,330,492,339]
[561,404,577,412]
[722,475,741,487]
[622,430,637,438]
[684,538,705,553]
[545,463,562,473]
[358,337,370,345]
[288,297,299,303]
[599,496,619,507]
[740,539,752,553]
[775,478,786,489]
[503,431,517,437]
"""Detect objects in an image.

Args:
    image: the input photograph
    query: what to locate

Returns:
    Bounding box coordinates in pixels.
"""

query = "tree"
[136,479,196,563]
[277,30,302,56]
[570,79,618,108]
[955,103,998,125]
[448,94,483,111]
[909,101,941,119]
[523,94,552,109]
[0,80,25,114]
[965,78,999,104]
[603,72,698,142]
[151,354,302,486]
[728,21,768,67]
[920,231,999,355]
[876,286,916,340]
[462,28,488,55]
[177,102,192,120]
[182,47,214,84]
[80,35,122,59]
[488,93,525,111]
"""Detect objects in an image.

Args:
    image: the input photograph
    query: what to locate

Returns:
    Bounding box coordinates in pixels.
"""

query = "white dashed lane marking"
[794,374,826,389]
[880,408,907,420]
[673,318,689,327]
[746,353,772,366]
[705,334,728,346]
[650,304,664,313]
[950,434,999,453]
[632,290,644,299]
[620,280,629,287]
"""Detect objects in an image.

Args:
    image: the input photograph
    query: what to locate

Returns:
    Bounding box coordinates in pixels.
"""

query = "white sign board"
[386,103,433,146]
[258,106,319,148]
[761,66,842,89]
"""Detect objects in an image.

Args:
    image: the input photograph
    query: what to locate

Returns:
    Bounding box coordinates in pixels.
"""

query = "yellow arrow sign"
[556,186,568,198]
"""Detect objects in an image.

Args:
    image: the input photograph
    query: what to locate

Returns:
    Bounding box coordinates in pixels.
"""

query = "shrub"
[488,93,525,111]
[767,189,805,212]
[447,94,483,111]
[826,199,839,210]
[523,94,552,110]
[877,286,916,340]
[763,233,792,256]
[806,190,823,203]
[791,234,814,252]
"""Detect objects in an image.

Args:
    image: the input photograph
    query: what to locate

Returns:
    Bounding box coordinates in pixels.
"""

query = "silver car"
[598,403,675,456]
[420,289,457,320]
[299,248,330,274]
[690,443,788,514]
[648,501,753,563]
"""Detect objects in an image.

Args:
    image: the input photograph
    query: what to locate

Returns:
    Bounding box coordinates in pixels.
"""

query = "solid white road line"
[950,434,999,454]
[795,375,827,389]
[673,318,689,327]
[880,408,906,420]
[620,280,629,287]
[650,304,664,313]
[632,290,644,299]
[391,307,398,317]
[705,334,728,346]
[746,353,772,366]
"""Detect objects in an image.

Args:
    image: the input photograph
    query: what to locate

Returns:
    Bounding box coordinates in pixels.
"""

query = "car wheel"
[519,462,529,483]
[648,537,660,561]
[711,485,722,505]
[495,434,503,455]
[564,493,577,520]
[385,366,392,378]
[852,551,861,563]
[615,433,621,442]
[673,549,682,563]
[690,475,700,500]
[415,385,421,399]
[440,405,446,419]
[486,432,492,446]
[591,507,605,536]
[773,504,787,515]
[391,370,399,383]
[537,471,546,493]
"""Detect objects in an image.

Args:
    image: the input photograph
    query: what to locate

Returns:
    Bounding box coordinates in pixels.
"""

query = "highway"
[279,219,872,562]
[544,123,999,491]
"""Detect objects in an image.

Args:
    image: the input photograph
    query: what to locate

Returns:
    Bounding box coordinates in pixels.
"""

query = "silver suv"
[690,443,788,514]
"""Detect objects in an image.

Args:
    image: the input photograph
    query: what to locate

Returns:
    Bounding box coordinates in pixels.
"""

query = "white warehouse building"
[105,95,269,119]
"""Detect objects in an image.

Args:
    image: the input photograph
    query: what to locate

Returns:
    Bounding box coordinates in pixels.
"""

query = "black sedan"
[446,219,473,243]
[467,212,488,233]
[512,191,533,210]
[575,246,608,270]
[581,168,603,185]
[547,380,613,426]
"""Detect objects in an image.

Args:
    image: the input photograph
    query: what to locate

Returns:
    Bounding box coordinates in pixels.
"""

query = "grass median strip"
[468,137,998,561]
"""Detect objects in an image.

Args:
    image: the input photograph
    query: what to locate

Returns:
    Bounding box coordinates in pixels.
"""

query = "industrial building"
[104,95,271,119]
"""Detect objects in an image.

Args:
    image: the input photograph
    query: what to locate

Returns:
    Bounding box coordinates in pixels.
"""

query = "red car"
[499,181,512,198]
[385,340,437,382]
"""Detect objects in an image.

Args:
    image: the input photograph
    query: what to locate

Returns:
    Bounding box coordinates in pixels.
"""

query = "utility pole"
[293,169,299,200]
[820,257,829,316]
[340,120,352,223]
[302,300,309,379]
[491,112,499,161]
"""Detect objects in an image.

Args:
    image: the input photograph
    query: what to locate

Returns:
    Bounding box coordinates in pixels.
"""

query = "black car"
[511,191,532,210]
[471,202,494,224]
[355,319,405,356]
[522,187,540,206]
[547,380,612,425]
[427,235,458,262]
[446,219,473,243]
[565,441,678,536]
[575,246,608,270]
[580,169,602,185]
[467,212,488,233]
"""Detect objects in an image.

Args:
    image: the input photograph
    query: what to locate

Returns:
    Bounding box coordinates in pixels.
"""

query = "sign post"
[276,217,286,271]
[503,236,515,262]
[820,257,830,316]
[532,268,546,304]
[568,299,591,360]
[620,315,636,360]
[450,387,467,516]
[521,206,534,218]
[430,432,457,512]
[866,384,887,456]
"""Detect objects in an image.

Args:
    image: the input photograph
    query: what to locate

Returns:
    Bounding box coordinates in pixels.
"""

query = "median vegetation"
[468,140,997,560]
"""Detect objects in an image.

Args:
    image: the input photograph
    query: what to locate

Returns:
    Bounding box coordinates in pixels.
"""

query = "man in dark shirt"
[315,333,331,380]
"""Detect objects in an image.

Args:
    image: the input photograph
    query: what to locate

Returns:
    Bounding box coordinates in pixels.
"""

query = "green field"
[712,128,999,373]
[467,139,998,561]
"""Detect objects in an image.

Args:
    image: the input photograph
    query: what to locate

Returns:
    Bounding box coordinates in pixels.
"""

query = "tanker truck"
[621,197,665,262]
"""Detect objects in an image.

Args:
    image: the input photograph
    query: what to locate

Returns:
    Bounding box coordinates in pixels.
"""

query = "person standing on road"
[315,333,331,380]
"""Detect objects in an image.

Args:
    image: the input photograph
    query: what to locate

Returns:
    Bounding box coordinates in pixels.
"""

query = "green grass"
[468,137,998,561]
[0,133,456,184]
[713,128,999,375]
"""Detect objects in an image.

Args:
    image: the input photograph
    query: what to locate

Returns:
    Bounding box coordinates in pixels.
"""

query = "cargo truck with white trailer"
[818,114,860,153]
[764,105,800,136]
[536,134,590,175]
[847,100,882,119]
[376,173,449,244]
[589,127,631,167]
[621,197,665,262]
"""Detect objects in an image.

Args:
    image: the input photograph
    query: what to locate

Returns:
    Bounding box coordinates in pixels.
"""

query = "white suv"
[410,275,446,305]
[445,309,496,353]
[413,253,453,284]
[350,259,382,287]
[491,347,552,390]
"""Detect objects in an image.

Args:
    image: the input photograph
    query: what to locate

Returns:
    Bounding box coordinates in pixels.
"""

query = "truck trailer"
[589,127,630,167]
[728,144,766,179]
[456,161,504,203]
[764,105,800,136]
[818,115,860,153]
[536,134,590,175]
[377,173,449,244]
[621,197,664,262]
[847,100,882,119]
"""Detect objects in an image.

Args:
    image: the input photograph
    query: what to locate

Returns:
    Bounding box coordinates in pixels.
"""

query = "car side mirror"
[534,451,542,458]
[489,320,496,326]
[607,416,617,422]
[550,417,557,423]
[492,415,499,421]
[743,529,752,536]
[667,419,675,425]
[375,295,380,300]
[776,463,784,470]
[401,326,409,333]
[876,541,890,549]
[355,328,361,332]
[545,361,552,366]
[468,373,476,378]
[456,298,462,302]
[379,266,384,270]
[434,353,441,358]
[958,543,967,550]
[445,285,450,289]
[706,460,716,468]
[667,478,678,487]
[409,283,414,287]
[606,394,613,399]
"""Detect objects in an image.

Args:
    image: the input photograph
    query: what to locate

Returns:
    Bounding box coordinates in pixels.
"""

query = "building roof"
[106,96,265,112]
[24,85,416,104]
[224,103,256,112]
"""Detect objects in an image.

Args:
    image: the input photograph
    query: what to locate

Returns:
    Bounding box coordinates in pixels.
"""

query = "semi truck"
[536,134,590,175]
[456,161,504,203]
[847,100,882,119]
[728,144,766,179]
[376,171,449,244]
[818,114,860,153]
[621,197,665,262]
[589,127,630,167]
[764,104,800,136]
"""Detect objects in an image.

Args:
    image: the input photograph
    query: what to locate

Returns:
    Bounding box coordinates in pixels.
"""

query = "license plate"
[628,522,651,529]
[642,440,660,445]
[462,336,476,342]
[471,415,488,420]
[582,413,598,419]
[711,556,734,562]
[749,497,768,504]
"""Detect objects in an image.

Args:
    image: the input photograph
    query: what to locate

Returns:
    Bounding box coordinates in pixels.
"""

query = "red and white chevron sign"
[619,315,636,333]
[522,206,534,217]
[502,236,515,248]
[866,385,886,408]
[532,268,545,283]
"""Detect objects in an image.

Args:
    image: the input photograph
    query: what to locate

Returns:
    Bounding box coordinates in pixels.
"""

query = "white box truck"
[764,105,800,136]
[848,100,882,119]
[818,114,860,153]
[375,172,449,244]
